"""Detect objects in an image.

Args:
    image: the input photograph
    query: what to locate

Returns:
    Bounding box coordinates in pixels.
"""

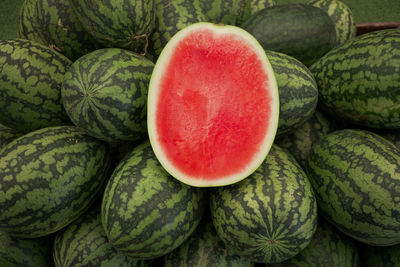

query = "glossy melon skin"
[148,22,279,187]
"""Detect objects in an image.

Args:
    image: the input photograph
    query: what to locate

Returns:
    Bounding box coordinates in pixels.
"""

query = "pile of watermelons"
[1,0,400,266]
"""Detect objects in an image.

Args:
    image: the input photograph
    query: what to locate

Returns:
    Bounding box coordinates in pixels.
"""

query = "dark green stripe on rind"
[267,50,318,136]
[54,207,149,267]
[250,0,276,14]
[309,29,400,129]
[62,48,154,142]
[101,141,206,259]
[275,109,337,169]
[0,231,53,267]
[270,218,360,267]
[69,0,154,53]
[18,0,102,61]
[201,0,251,26]
[0,126,112,238]
[0,124,23,150]
[148,0,206,59]
[0,39,72,133]
[241,4,336,66]
[306,129,400,246]
[210,145,317,264]
[163,213,253,267]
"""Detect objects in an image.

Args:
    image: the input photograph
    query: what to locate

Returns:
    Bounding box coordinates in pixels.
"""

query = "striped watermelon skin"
[275,109,337,169]
[68,0,154,53]
[307,0,356,45]
[61,48,154,142]
[148,0,206,59]
[54,207,150,267]
[201,0,251,26]
[250,0,276,13]
[101,141,206,259]
[267,50,318,136]
[0,124,22,150]
[0,231,54,267]
[306,129,400,246]
[0,39,72,133]
[270,218,360,267]
[0,126,112,238]
[241,4,336,66]
[360,243,400,267]
[210,145,318,264]
[163,213,253,267]
[18,0,102,61]
[309,29,400,129]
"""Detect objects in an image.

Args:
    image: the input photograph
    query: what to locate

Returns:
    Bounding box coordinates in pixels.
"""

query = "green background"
[0,0,399,40]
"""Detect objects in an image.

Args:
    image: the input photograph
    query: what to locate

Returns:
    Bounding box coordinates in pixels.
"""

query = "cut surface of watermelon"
[148,22,279,187]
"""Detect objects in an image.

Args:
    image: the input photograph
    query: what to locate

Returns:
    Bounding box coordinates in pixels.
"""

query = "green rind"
[0,39,72,133]
[68,0,154,53]
[241,3,336,66]
[163,213,254,267]
[275,109,337,169]
[309,29,400,129]
[201,0,251,26]
[61,48,154,142]
[210,145,318,264]
[267,50,318,136]
[148,0,206,59]
[0,125,112,238]
[306,129,400,246]
[360,243,400,267]
[0,124,23,150]
[307,0,356,45]
[101,141,206,259]
[18,0,102,61]
[0,231,53,267]
[270,218,360,267]
[250,0,276,14]
[53,207,149,267]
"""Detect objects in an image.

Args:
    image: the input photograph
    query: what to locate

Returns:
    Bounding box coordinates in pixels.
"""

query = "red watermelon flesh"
[148,23,279,187]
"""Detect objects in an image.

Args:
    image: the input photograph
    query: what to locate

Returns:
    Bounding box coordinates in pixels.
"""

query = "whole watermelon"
[0,39,72,133]
[210,145,318,264]
[0,126,112,238]
[307,129,400,246]
[101,141,206,259]
[61,48,154,142]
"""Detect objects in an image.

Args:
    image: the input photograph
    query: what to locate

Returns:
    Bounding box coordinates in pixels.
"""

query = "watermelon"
[269,218,360,267]
[147,22,279,187]
[163,212,253,267]
[250,0,276,13]
[0,125,112,238]
[307,0,356,46]
[0,124,22,150]
[210,144,318,264]
[61,48,154,143]
[275,109,338,169]
[359,243,400,267]
[18,0,102,61]
[309,29,400,129]
[241,4,336,66]
[266,50,318,136]
[0,231,54,267]
[54,206,150,267]
[0,39,72,133]
[306,129,400,246]
[201,0,252,26]
[68,0,154,53]
[148,0,207,59]
[101,141,206,259]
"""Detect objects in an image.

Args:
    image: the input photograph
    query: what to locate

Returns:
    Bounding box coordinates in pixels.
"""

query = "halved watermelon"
[148,22,279,187]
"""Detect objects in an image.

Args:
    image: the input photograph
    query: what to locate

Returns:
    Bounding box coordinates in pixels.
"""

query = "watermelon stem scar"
[148,22,279,187]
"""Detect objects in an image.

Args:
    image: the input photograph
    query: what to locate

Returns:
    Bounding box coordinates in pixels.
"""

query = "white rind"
[147,22,279,187]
